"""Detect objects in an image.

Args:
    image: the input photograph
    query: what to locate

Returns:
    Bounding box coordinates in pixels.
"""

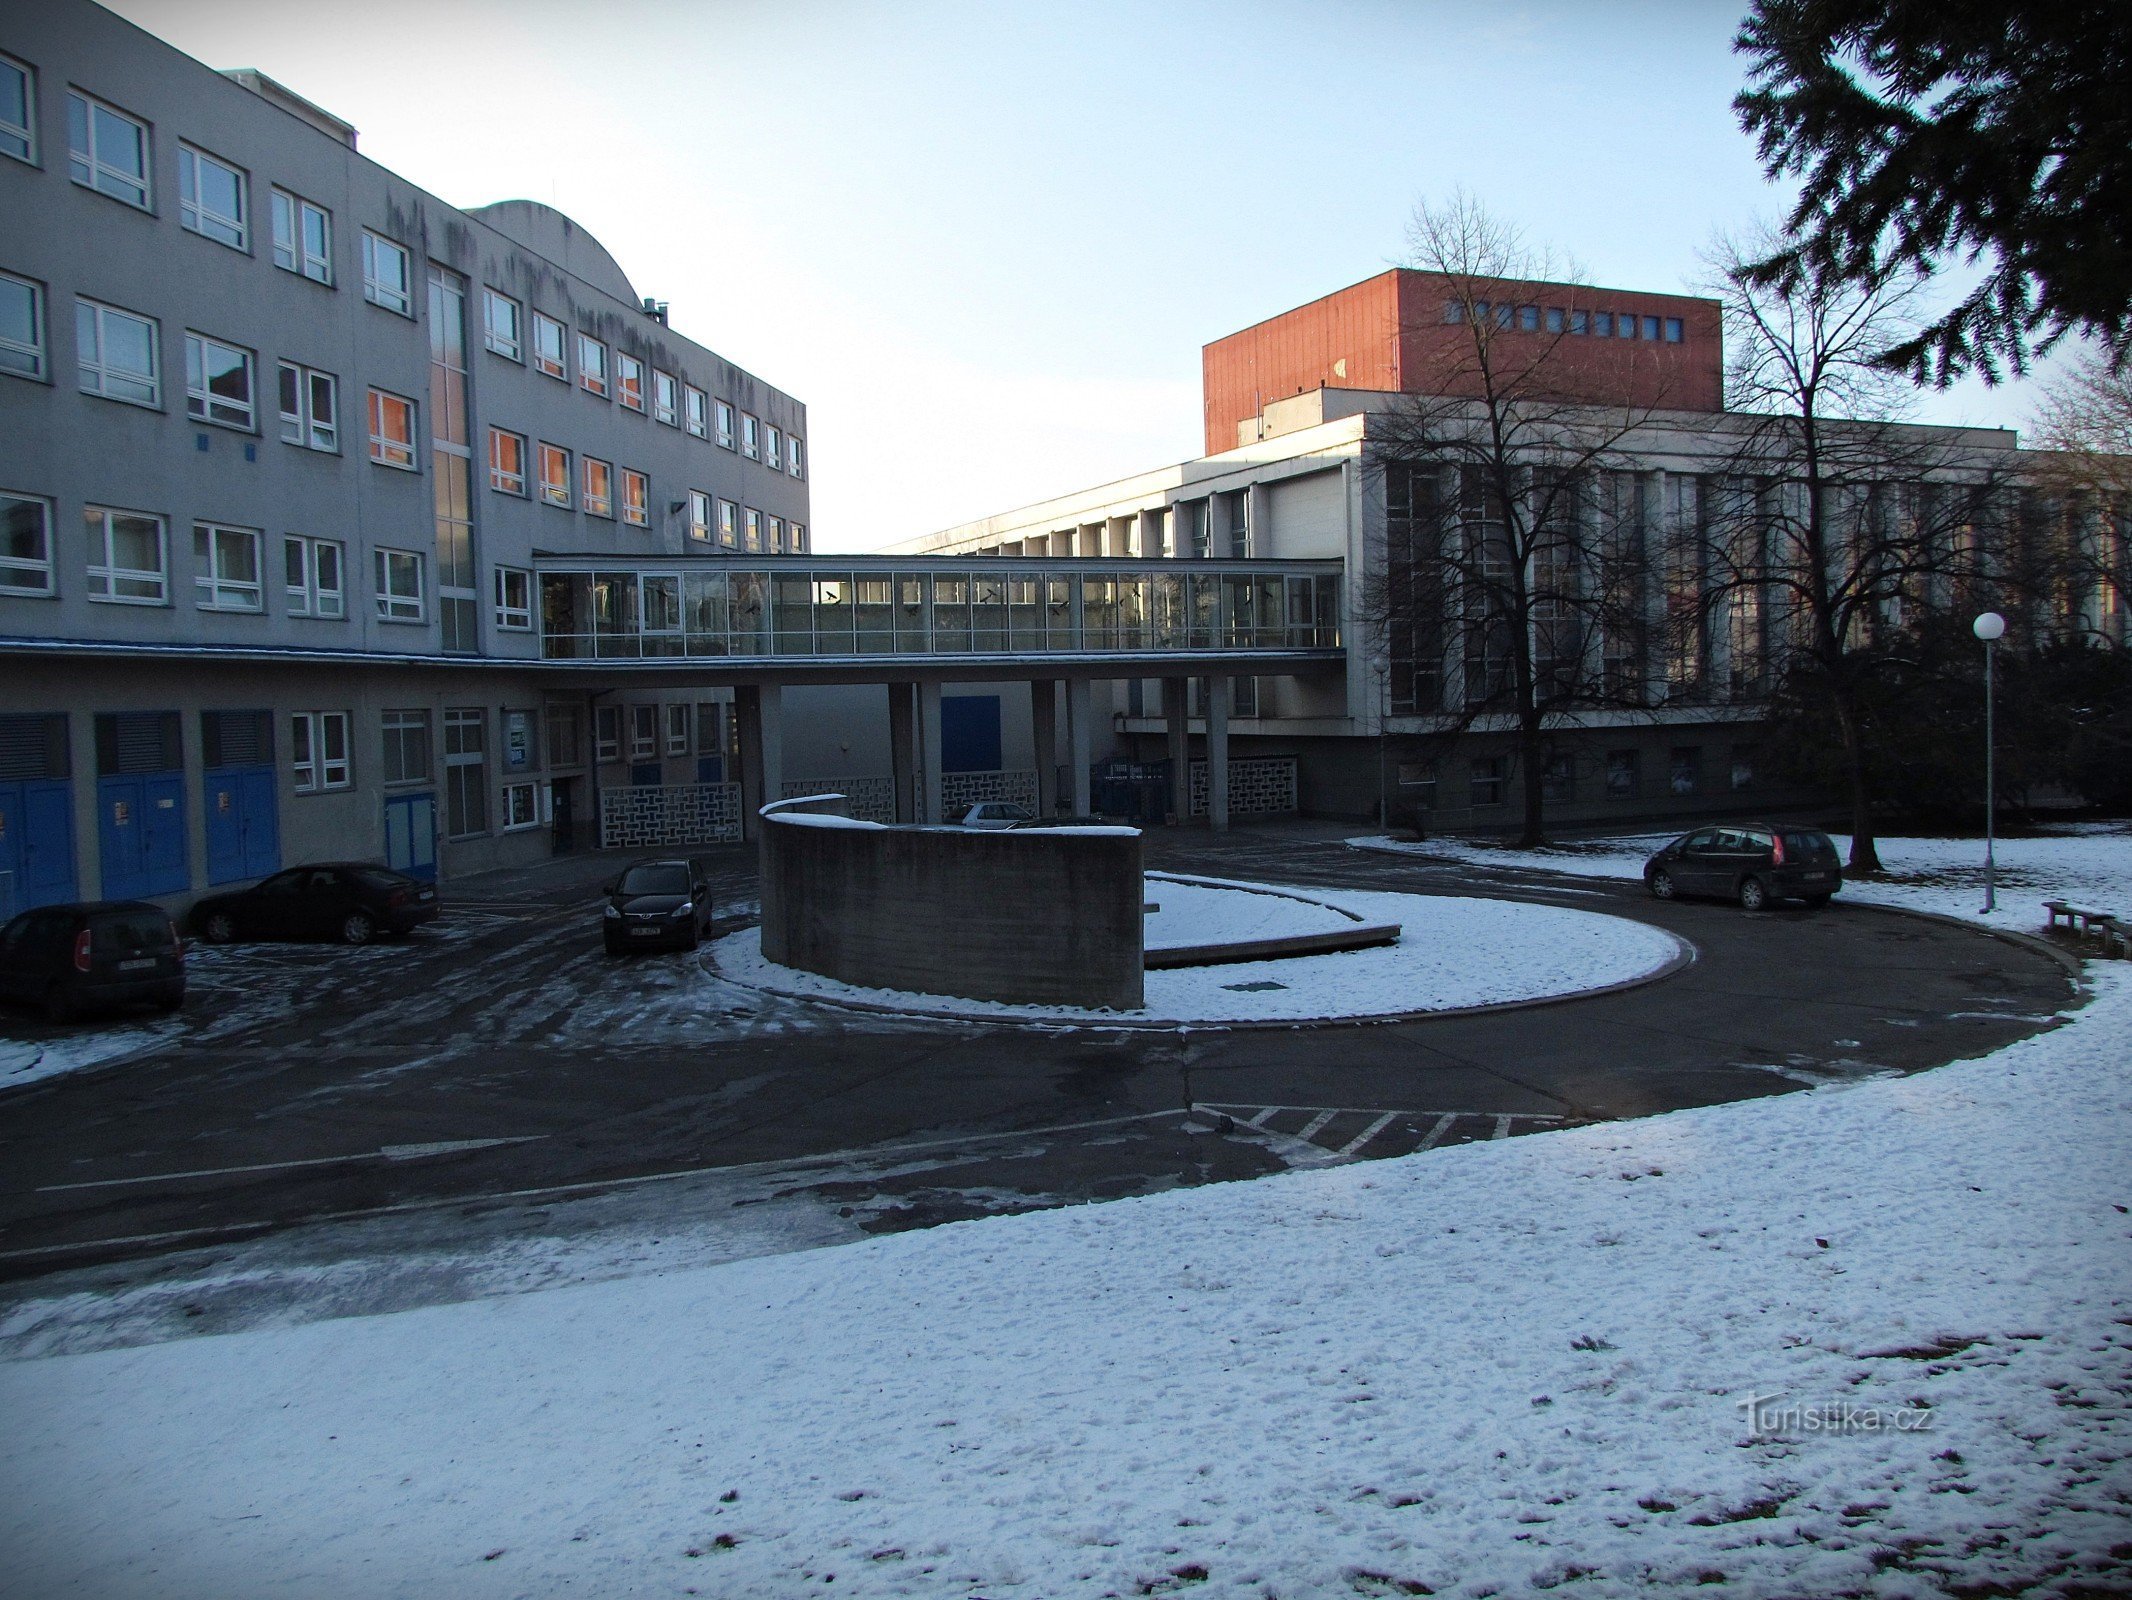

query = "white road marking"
[379,1137,544,1161]
[1416,1113,1460,1150]
[37,1136,547,1192]
[1491,1114,1514,1140]
[1335,1111,1400,1157]
[1296,1109,1338,1141]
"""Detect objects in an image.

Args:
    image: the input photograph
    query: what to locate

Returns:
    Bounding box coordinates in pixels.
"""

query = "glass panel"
[931,575,970,651]
[729,572,769,654]
[971,574,1006,651]
[773,573,814,653]
[812,575,854,653]
[854,576,894,652]
[894,573,930,651]
[683,572,728,654]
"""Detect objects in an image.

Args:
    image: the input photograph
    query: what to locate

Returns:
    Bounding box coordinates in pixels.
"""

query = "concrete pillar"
[1031,679,1059,817]
[735,683,784,840]
[1162,677,1189,823]
[1245,482,1269,558]
[1066,676,1093,817]
[888,682,916,823]
[69,709,101,899]
[1206,674,1231,831]
[918,679,944,824]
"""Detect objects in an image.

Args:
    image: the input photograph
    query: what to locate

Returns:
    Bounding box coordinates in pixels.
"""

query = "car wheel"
[339,911,377,946]
[1738,875,1769,912]
[200,911,237,945]
[1648,868,1676,901]
[42,983,76,1025]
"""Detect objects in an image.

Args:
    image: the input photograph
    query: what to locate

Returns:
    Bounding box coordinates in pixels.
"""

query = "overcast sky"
[113,0,2046,551]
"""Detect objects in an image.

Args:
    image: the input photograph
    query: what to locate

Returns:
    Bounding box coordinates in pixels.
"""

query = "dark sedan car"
[0,901,185,1022]
[191,863,439,946]
[602,857,714,954]
[1645,825,1843,910]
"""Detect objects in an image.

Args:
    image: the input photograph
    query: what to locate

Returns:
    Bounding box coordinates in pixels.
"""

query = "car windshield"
[619,864,690,896]
[90,911,172,951]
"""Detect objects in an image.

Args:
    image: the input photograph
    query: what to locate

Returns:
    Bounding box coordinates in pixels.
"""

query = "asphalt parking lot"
[0,823,2079,1346]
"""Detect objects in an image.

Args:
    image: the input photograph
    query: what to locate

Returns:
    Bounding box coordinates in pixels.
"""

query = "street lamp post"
[1973,611,2006,913]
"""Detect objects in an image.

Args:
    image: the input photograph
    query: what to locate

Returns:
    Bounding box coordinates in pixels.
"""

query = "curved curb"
[1835,897,2090,988]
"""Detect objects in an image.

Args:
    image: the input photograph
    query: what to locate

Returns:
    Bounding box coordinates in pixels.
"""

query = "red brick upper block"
[1202,268,1724,453]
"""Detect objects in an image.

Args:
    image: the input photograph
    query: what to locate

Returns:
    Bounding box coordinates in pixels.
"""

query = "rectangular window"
[84,506,165,603]
[1593,312,1614,338]
[494,564,532,629]
[768,515,784,553]
[687,489,711,540]
[367,388,416,469]
[653,369,678,425]
[1642,316,1662,341]
[66,90,149,208]
[544,703,583,770]
[743,507,762,551]
[577,332,607,397]
[1664,317,1684,344]
[381,709,430,784]
[501,780,539,831]
[270,189,332,283]
[178,144,247,250]
[740,412,760,459]
[788,521,806,554]
[488,428,526,494]
[443,709,488,837]
[184,333,254,429]
[664,703,689,755]
[594,705,621,763]
[291,711,352,793]
[192,522,262,610]
[374,546,424,621]
[76,298,159,406]
[718,499,739,547]
[1541,753,1575,803]
[765,425,782,471]
[0,271,46,380]
[1517,305,1540,331]
[788,436,804,479]
[532,312,566,380]
[684,383,708,437]
[1729,747,1756,792]
[1569,309,1589,335]
[716,400,735,449]
[629,704,657,761]
[0,490,54,595]
[583,457,613,517]
[361,231,413,315]
[621,467,648,527]
[276,361,338,451]
[0,52,35,165]
[483,288,521,360]
[283,534,344,618]
[538,443,570,506]
[1605,748,1639,800]
[1468,756,1505,808]
[616,352,645,412]
[1544,307,1565,334]
[1669,745,1702,796]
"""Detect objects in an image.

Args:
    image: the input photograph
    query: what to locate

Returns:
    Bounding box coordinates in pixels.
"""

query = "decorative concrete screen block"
[1190,757,1299,817]
[781,776,895,824]
[941,769,1039,814]
[759,803,1144,1009]
[600,782,742,848]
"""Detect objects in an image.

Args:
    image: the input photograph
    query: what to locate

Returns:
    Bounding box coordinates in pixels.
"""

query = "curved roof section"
[467,200,638,306]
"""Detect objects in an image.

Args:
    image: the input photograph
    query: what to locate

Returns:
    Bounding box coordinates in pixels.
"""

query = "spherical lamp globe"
[1973,612,2006,643]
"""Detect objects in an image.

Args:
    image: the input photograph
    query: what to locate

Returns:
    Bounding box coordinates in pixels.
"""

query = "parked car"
[957,802,1036,829]
[0,901,185,1022]
[602,857,714,954]
[191,863,439,946]
[1644,825,1844,910]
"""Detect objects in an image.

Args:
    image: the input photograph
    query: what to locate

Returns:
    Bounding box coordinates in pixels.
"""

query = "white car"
[957,802,1036,829]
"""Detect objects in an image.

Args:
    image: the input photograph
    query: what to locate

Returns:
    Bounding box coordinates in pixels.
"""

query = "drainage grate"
[1221,980,1289,992]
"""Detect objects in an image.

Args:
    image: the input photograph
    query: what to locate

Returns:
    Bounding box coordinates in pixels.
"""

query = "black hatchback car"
[191,863,440,945]
[602,857,714,954]
[0,901,186,1022]
[1645,825,1844,910]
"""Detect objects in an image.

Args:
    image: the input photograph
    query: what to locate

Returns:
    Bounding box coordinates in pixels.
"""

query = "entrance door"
[0,779,76,920]
[98,773,188,901]
[204,766,281,885]
[384,792,437,882]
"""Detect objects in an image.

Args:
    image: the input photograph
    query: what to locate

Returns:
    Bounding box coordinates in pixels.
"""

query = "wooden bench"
[2045,901,2130,957]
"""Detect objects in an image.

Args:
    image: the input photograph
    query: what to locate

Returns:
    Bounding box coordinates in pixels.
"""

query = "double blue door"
[385,791,438,882]
[0,779,76,920]
[98,773,188,901]
[204,765,281,885]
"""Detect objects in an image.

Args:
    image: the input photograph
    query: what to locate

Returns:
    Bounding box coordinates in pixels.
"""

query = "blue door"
[204,766,281,885]
[384,792,437,882]
[98,773,188,901]
[0,780,77,920]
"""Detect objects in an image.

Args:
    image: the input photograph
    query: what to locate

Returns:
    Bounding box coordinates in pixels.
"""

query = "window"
[1664,317,1684,344]
[76,298,159,406]
[184,333,254,429]
[66,90,148,208]
[740,412,760,459]
[367,388,416,469]
[616,352,645,412]
[192,522,262,610]
[654,702,686,756]
[1593,312,1614,338]
[621,468,648,527]
[788,436,804,479]
[486,428,526,495]
[84,506,165,603]
[177,144,247,250]
[0,491,53,595]
[709,498,735,547]
[686,490,711,540]
[483,289,521,360]
[532,312,566,380]
[270,189,332,283]
[1544,307,1565,334]
[1669,746,1702,796]
[768,515,785,553]
[1642,316,1662,341]
[0,271,45,379]
[374,546,424,621]
[544,703,583,769]
[716,400,735,449]
[594,705,621,762]
[577,332,607,396]
[494,565,532,629]
[283,535,344,618]
[653,370,678,426]
[381,709,430,784]
[582,457,612,517]
[1396,761,1437,811]
[1606,748,1640,799]
[765,426,782,472]
[684,383,708,437]
[361,231,412,315]
[277,362,337,450]
[1468,757,1505,808]
[537,442,570,507]
[501,780,539,831]
[1730,747,1756,791]
[629,704,657,761]
[788,522,807,554]
[0,52,34,165]
[1541,753,1575,803]
[1517,305,1540,331]
[743,507,762,551]
[1569,309,1589,335]
[291,711,352,793]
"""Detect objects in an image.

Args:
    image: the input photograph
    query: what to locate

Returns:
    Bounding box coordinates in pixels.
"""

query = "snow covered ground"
[1142,873,1360,950]
[715,877,1684,1026]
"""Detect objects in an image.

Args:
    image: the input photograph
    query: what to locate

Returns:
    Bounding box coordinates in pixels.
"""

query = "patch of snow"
[771,812,889,830]
[1143,876,1358,951]
[0,1021,175,1090]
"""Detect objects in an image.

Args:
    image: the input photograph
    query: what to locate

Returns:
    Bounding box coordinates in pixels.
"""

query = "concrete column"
[735,683,784,840]
[1162,676,1189,823]
[888,682,916,823]
[918,679,944,824]
[1244,482,1270,558]
[1137,507,1163,559]
[1066,676,1093,817]
[1031,679,1059,817]
[1206,674,1231,831]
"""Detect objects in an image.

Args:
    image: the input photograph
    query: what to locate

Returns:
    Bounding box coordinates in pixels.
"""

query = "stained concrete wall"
[758,806,1144,1010]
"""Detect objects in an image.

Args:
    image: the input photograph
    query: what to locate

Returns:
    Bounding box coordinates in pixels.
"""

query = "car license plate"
[630,926,662,937]
[417,891,434,902]
[1803,872,1829,882]
[119,958,155,971]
